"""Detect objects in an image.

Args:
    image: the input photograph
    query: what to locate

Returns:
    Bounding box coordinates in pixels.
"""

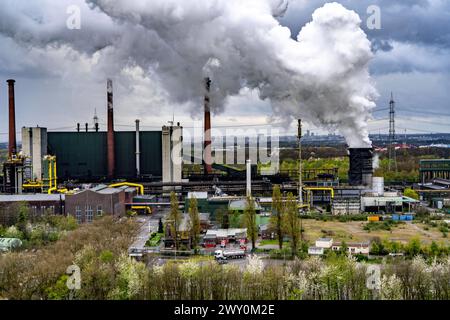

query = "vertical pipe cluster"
[107,79,115,179]
[135,119,140,177]
[203,77,212,174]
[7,79,16,158]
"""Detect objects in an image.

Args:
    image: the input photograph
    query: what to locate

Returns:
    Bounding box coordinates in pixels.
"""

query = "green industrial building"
[46,131,162,180]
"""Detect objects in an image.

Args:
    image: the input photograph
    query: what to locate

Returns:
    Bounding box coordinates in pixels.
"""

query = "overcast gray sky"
[0,0,449,142]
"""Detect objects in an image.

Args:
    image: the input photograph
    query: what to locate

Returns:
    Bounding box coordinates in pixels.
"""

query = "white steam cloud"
[0,0,377,147]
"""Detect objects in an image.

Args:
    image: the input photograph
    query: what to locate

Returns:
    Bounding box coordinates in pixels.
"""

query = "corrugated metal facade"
[47,131,162,180]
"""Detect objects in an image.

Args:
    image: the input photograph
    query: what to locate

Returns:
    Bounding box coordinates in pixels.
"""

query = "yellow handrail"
[109,182,144,195]
[23,182,44,188]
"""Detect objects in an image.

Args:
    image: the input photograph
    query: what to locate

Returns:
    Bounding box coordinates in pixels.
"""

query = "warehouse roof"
[317,238,333,242]
[0,238,22,251]
[187,192,208,199]
[229,199,262,211]
[0,194,65,202]
[91,184,108,191]
[205,228,247,238]
[96,188,124,195]
[120,186,138,193]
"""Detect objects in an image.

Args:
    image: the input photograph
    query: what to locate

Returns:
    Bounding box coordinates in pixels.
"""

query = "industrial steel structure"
[348,148,374,187]
[388,93,397,171]
[419,159,450,183]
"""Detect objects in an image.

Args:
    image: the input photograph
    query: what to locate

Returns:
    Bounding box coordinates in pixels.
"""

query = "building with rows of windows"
[65,185,136,224]
[0,194,65,225]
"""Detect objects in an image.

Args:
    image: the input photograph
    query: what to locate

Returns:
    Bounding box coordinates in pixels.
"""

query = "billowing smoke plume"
[0,0,377,147]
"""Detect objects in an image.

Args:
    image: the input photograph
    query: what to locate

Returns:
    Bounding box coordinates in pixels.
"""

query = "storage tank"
[372,177,384,196]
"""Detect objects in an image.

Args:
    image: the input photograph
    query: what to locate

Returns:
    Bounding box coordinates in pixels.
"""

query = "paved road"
[129,208,170,252]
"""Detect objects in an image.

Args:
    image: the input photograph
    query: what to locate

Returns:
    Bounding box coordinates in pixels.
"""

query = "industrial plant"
[0,76,429,224]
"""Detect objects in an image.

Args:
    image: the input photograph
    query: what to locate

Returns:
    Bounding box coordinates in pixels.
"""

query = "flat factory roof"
[0,194,65,202]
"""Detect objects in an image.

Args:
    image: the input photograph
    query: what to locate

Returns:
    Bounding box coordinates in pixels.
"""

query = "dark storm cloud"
[280,0,450,49]
[0,0,448,138]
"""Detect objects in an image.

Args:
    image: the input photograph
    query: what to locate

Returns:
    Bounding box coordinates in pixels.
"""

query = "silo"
[372,177,384,196]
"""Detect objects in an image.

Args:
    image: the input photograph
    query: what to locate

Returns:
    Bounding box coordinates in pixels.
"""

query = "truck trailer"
[214,249,246,260]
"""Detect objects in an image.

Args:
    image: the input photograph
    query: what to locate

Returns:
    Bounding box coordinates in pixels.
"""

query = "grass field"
[301,219,449,245]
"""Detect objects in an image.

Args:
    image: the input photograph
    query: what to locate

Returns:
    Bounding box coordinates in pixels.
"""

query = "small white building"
[315,238,333,249]
[332,242,370,255]
[308,246,324,256]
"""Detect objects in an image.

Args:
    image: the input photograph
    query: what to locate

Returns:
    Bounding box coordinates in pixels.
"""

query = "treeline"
[0,216,138,299]
[1,215,450,300]
[6,253,448,300]
[0,202,78,248]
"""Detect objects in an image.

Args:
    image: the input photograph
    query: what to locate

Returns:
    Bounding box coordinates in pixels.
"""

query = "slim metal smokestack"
[107,79,115,179]
[7,79,17,158]
[135,119,140,177]
[204,77,212,174]
[246,159,252,198]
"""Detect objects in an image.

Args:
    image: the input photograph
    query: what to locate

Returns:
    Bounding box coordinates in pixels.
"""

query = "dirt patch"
[301,220,449,245]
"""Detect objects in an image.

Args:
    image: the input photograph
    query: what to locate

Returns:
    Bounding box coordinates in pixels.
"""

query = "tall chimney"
[107,79,115,179]
[135,119,140,177]
[204,77,212,174]
[7,79,17,158]
[246,159,252,198]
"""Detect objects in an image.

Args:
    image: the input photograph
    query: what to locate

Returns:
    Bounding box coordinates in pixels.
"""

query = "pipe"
[48,157,52,191]
[109,182,144,195]
[304,187,335,199]
[48,156,58,194]
[203,77,212,174]
[7,79,17,158]
[135,119,140,177]
[54,156,57,190]
[107,79,115,179]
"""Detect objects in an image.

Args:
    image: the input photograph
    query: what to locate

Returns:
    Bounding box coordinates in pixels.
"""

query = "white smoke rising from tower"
[0,0,377,147]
